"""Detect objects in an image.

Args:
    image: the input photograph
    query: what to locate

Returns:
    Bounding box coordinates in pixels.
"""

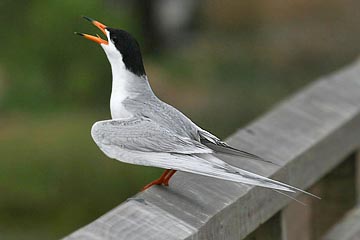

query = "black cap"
[107,28,146,77]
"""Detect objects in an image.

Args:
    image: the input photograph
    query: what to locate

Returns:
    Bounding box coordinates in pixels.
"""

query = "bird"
[75,16,318,198]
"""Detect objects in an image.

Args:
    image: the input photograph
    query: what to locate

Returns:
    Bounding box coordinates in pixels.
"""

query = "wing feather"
[91,118,318,197]
[92,118,212,154]
[198,129,278,165]
[98,143,297,193]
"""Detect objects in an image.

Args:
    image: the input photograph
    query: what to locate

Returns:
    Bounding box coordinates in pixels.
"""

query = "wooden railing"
[64,60,360,240]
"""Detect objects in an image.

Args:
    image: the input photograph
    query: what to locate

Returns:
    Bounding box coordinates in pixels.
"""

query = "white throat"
[109,60,137,119]
[101,30,150,119]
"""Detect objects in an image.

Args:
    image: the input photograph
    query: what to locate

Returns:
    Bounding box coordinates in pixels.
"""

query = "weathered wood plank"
[65,200,197,240]
[244,212,284,240]
[63,60,360,240]
[323,206,360,240]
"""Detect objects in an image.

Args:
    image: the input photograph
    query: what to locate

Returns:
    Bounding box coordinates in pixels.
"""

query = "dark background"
[1,0,360,239]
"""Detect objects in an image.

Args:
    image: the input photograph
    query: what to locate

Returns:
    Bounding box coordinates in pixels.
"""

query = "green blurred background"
[1,0,360,239]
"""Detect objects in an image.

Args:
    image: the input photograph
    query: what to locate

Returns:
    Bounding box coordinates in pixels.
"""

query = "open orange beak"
[75,16,108,45]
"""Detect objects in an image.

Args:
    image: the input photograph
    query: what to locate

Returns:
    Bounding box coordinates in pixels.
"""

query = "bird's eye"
[111,36,117,44]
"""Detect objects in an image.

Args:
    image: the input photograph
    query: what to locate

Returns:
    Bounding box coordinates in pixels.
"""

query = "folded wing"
[92,117,212,154]
[91,118,317,196]
[198,129,278,165]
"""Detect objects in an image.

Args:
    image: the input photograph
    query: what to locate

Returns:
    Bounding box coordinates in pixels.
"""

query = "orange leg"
[142,169,170,191]
[163,170,177,186]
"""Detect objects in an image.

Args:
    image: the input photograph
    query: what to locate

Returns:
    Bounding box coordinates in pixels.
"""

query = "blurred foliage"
[1,0,360,239]
[0,0,140,112]
[0,112,163,239]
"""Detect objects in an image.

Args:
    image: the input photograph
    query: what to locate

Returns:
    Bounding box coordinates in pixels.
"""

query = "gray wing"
[91,117,212,154]
[198,129,278,165]
[91,118,317,196]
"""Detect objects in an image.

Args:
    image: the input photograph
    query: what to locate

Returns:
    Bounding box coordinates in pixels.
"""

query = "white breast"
[109,65,135,119]
[110,91,132,119]
[106,54,136,119]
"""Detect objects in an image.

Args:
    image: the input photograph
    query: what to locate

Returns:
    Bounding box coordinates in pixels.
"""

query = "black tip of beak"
[74,32,84,36]
[82,16,95,23]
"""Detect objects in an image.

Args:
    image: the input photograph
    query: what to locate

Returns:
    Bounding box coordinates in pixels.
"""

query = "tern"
[75,16,318,198]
